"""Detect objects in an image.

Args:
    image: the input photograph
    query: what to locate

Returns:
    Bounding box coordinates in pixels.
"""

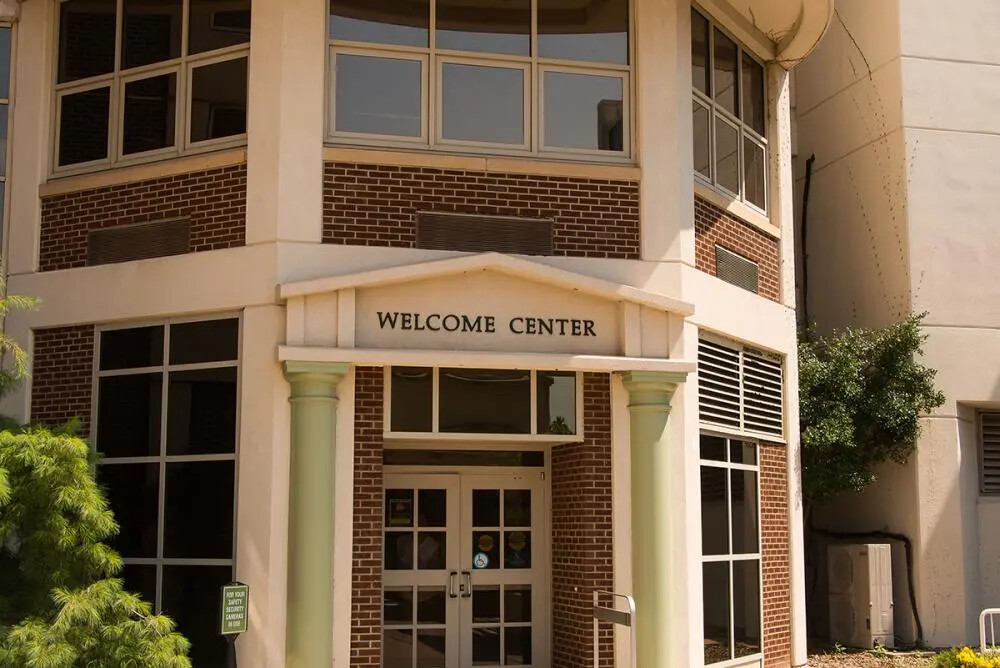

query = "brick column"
[761,443,791,668]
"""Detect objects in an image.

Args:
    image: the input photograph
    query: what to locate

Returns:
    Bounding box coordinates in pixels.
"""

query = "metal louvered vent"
[416,211,553,255]
[699,337,784,438]
[715,246,759,294]
[87,218,190,266]
[981,413,1000,495]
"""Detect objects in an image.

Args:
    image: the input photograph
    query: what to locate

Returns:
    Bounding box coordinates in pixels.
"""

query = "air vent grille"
[87,218,190,266]
[416,212,553,255]
[715,246,759,294]
[981,413,1000,495]
[699,337,784,438]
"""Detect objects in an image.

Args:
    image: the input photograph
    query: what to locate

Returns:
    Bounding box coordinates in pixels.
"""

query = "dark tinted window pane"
[330,0,428,47]
[538,0,627,64]
[122,0,182,70]
[163,460,235,558]
[472,627,500,663]
[161,565,232,668]
[436,0,530,56]
[701,466,728,555]
[384,629,413,666]
[503,530,530,568]
[58,0,116,83]
[744,138,766,209]
[383,450,544,467]
[713,28,738,114]
[505,626,531,665]
[472,530,499,570]
[715,117,739,193]
[691,9,710,95]
[335,54,422,137]
[439,369,530,434]
[416,531,446,570]
[387,489,414,527]
[0,28,10,99]
[58,87,111,166]
[169,319,239,364]
[700,435,727,461]
[98,463,159,558]
[504,585,530,622]
[385,532,414,570]
[473,489,499,527]
[0,105,8,178]
[384,588,413,624]
[733,559,762,657]
[537,372,575,435]
[166,367,237,455]
[742,53,765,134]
[472,586,500,623]
[730,440,756,466]
[703,562,731,664]
[101,326,164,369]
[417,587,446,624]
[731,469,759,554]
[189,0,251,54]
[543,71,623,151]
[122,73,177,155]
[441,64,523,145]
[693,101,710,178]
[122,563,157,605]
[97,374,163,458]
[504,489,530,527]
[418,629,446,666]
[391,367,433,432]
[418,489,446,527]
[190,57,248,143]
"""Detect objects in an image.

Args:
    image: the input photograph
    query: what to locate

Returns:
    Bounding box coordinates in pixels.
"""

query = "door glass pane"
[387,489,415,527]
[472,627,501,665]
[693,101,711,178]
[473,489,500,527]
[330,0,429,47]
[536,371,576,435]
[59,87,111,166]
[691,9,710,95]
[384,588,414,624]
[503,490,530,527]
[169,318,239,364]
[384,629,414,667]
[58,0,116,83]
[472,586,500,623]
[416,531,446,569]
[417,587,446,624]
[97,374,163,458]
[701,466,729,555]
[163,460,235,559]
[436,0,530,56]
[504,585,531,622]
[190,57,248,143]
[97,463,159,558]
[189,0,251,54]
[715,117,739,194]
[391,367,433,432]
[417,629,447,668]
[386,532,415,570]
[703,561,731,664]
[472,530,500,570]
[123,73,177,155]
[418,489,447,527]
[166,367,237,455]
[122,0,182,70]
[733,559,762,657]
[744,138,766,209]
[101,325,164,370]
[439,369,531,433]
[504,627,532,665]
[713,28,738,115]
[503,530,531,569]
[731,470,759,554]
[538,0,627,64]
[543,71,623,152]
[335,54,422,137]
[441,64,524,145]
[742,53,765,135]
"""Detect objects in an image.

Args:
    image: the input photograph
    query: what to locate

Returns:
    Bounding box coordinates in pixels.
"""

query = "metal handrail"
[593,590,637,668]
[982,608,1000,653]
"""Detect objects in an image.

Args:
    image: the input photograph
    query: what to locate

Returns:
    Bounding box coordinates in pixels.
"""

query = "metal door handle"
[448,571,459,598]
[462,571,472,598]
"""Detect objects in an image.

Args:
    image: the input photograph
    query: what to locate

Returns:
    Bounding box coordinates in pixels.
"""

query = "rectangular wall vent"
[87,218,191,266]
[981,413,1000,495]
[698,337,784,438]
[715,245,759,294]
[416,211,553,255]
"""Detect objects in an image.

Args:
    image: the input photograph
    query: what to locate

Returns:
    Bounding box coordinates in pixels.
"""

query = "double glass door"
[383,472,546,668]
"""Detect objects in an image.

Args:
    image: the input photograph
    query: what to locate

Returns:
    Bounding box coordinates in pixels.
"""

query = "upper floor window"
[54,0,251,172]
[328,0,630,160]
[691,8,767,212]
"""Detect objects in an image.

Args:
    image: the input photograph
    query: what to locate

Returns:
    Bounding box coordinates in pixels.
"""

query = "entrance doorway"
[383,471,548,668]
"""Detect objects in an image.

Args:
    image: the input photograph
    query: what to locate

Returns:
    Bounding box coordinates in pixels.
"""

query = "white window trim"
[700,432,765,667]
[326,0,635,163]
[383,367,584,443]
[51,0,249,177]
[692,6,769,215]
[91,314,242,611]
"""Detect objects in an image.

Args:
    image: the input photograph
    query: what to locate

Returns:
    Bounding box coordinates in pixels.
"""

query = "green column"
[283,361,351,668]
[621,371,687,668]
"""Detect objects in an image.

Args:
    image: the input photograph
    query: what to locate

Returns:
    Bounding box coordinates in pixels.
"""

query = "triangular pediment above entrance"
[279,253,694,357]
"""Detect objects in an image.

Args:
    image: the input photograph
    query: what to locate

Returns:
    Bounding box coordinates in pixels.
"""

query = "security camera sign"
[220,582,249,635]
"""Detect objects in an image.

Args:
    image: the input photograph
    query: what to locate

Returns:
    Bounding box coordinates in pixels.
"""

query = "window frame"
[691,6,769,215]
[91,314,242,612]
[326,0,635,162]
[383,366,584,442]
[699,431,764,667]
[51,0,250,177]
[0,20,13,264]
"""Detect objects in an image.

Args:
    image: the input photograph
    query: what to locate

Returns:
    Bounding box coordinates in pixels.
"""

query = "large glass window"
[700,434,762,665]
[0,23,11,250]
[691,8,768,212]
[55,0,250,171]
[95,317,239,667]
[328,0,630,159]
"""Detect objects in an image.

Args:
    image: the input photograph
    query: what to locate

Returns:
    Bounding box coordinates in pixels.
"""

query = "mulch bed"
[809,648,939,667]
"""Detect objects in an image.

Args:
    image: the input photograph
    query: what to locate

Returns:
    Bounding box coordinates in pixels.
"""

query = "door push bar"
[448,571,473,599]
[593,590,637,668]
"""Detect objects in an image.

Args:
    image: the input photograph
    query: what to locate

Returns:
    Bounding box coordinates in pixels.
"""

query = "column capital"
[283,361,352,382]
[621,370,687,412]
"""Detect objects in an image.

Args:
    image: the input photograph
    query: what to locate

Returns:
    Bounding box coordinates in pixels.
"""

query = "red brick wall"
[30,325,95,433]
[694,195,780,301]
[351,367,383,667]
[760,443,791,668]
[550,373,614,668]
[39,163,247,271]
[323,162,640,259]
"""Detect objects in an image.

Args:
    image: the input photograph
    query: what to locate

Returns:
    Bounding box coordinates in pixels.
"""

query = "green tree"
[799,313,946,503]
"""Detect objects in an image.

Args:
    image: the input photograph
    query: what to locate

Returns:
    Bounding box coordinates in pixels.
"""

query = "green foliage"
[936,648,963,668]
[934,647,1000,667]
[799,313,945,502]
[0,282,38,400]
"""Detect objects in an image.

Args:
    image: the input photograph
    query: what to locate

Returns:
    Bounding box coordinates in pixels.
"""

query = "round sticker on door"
[477,534,495,553]
[473,552,490,569]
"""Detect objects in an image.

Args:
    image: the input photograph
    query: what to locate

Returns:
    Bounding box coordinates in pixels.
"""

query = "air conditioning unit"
[828,543,894,648]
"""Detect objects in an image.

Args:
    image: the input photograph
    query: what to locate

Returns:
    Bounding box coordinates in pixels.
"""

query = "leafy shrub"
[935,647,1000,668]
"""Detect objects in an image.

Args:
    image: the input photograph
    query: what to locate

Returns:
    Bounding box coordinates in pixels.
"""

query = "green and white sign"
[220,582,249,635]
